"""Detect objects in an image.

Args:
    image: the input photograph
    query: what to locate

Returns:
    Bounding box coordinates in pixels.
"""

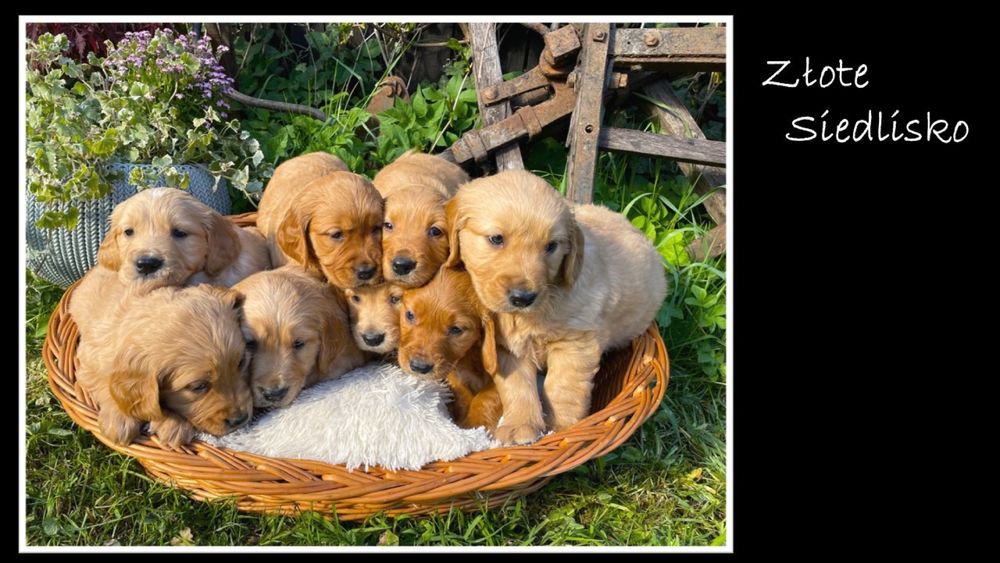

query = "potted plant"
[25,29,271,287]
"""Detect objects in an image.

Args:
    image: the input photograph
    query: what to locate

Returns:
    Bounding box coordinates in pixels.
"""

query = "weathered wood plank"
[640,79,727,225]
[686,224,726,261]
[469,23,524,171]
[597,127,726,167]
[612,27,725,72]
[439,84,576,165]
[565,23,614,204]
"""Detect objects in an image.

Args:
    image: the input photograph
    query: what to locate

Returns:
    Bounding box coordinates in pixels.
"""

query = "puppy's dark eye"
[351,294,361,304]
[383,222,393,232]
[545,240,558,254]
[245,339,257,352]
[488,234,504,247]
[171,228,188,239]
[330,231,343,240]
[428,226,443,238]
[389,295,401,305]
[448,325,464,336]
[293,339,305,350]
[189,381,210,393]
[123,228,134,237]
[405,310,415,323]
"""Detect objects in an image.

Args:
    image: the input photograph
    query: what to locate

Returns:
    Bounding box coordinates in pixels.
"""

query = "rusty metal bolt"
[610,72,629,89]
[483,89,496,101]
[643,30,660,47]
[567,71,578,88]
[592,30,607,42]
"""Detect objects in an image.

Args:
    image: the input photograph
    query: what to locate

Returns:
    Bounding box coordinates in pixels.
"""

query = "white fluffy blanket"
[200,363,498,471]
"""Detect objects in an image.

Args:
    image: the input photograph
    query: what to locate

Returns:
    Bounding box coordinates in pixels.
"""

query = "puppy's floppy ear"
[316,289,353,377]
[479,310,498,376]
[203,212,243,276]
[276,208,314,268]
[557,218,585,288]
[443,196,466,268]
[97,209,124,270]
[200,285,245,311]
[223,287,245,312]
[109,363,162,421]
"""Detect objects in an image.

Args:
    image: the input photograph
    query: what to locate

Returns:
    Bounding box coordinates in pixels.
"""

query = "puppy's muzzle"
[354,264,377,282]
[508,288,538,309]
[135,256,164,276]
[409,358,434,374]
[362,332,386,347]
[225,411,250,429]
[391,256,416,276]
[260,386,289,403]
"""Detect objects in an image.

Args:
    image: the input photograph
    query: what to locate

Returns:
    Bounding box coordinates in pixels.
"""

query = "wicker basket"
[42,213,670,521]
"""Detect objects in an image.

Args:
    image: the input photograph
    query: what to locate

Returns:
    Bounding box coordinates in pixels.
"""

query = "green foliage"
[25,31,271,230]
[235,25,477,177]
[374,70,479,165]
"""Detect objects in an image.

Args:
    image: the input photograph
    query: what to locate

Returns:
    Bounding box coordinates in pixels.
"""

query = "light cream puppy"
[70,187,269,340]
[235,265,367,409]
[445,170,667,444]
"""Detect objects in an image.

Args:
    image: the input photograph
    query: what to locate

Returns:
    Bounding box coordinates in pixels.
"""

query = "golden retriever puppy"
[445,170,667,444]
[188,225,271,288]
[398,267,501,430]
[343,283,404,355]
[70,187,270,339]
[372,150,469,287]
[234,266,367,409]
[75,285,254,447]
[256,152,384,289]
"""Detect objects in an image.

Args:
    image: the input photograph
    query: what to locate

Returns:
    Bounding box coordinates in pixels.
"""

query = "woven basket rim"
[41,212,670,520]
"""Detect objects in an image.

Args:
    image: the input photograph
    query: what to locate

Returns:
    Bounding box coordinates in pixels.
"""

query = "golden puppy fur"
[446,170,667,443]
[234,266,367,409]
[398,267,501,430]
[70,187,270,340]
[257,152,384,289]
[372,150,469,287]
[75,285,254,447]
[343,283,404,355]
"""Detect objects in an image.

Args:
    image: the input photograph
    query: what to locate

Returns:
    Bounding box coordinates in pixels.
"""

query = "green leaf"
[42,518,60,536]
[377,530,399,546]
[412,93,427,117]
[47,428,73,437]
[63,206,80,231]
[151,155,173,168]
[691,285,707,302]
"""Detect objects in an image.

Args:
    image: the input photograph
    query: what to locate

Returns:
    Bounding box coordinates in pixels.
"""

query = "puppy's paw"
[546,412,584,432]
[148,416,195,449]
[98,408,142,446]
[494,421,544,445]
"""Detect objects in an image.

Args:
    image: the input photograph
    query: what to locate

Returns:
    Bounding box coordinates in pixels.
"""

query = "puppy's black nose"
[392,256,416,276]
[226,411,249,428]
[261,386,289,403]
[409,359,434,374]
[355,264,376,281]
[508,288,538,308]
[362,332,385,347]
[135,256,164,275]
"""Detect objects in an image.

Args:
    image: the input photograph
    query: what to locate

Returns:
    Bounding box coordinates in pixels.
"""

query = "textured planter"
[26,163,231,287]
